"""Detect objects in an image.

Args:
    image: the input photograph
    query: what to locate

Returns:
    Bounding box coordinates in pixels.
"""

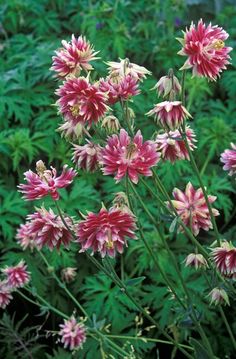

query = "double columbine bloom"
[211,241,236,278]
[100,129,160,184]
[178,19,232,81]
[76,207,136,257]
[59,316,86,350]
[220,143,236,176]
[18,161,76,201]
[169,182,219,236]
[72,141,101,172]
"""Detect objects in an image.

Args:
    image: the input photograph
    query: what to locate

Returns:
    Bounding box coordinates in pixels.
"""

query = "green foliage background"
[0,0,236,358]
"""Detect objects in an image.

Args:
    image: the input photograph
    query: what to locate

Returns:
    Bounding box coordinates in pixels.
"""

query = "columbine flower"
[111,192,133,215]
[154,75,181,97]
[2,261,30,289]
[72,141,101,172]
[156,126,196,162]
[59,316,86,351]
[100,129,160,184]
[99,75,140,105]
[101,115,120,133]
[211,241,236,277]
[76,207,136,257]
[184,253,208,270]
[147,101,191,131]
[0,281,12,309]
[51,34,99,78]
[208,288,229,306]
[220,143,236,176]
[18,161,76,201]
[16,222,36,251]
[56,77,108,127]
[61,267,77,283]
[178,19,232,81]
[27,208,73,250]
[169,182,219,236]
[106,58,151,81]
[58,119,85,140]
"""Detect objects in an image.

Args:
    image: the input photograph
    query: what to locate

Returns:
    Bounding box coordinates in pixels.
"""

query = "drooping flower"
[156,126,196,162]
[100,129,160,184]
[58,119,85,140]
[2,261,30,289]
[208,288,229,306]
[27,208,74,251]
[18,161,76,201]
[72,141,101,172]
[220,143,236,176]
[76,207,136,257]
[51,35,99,78]
[59,316,86,350]
[184,253,208,270]
[154,75,181,97]
[111,192,133,215]
[101,115,120,133]
[147,101,191,131]
[16,222,36,251]
[178,19,232,81]
[56,77,108,127]
[0,281,12,309]
[106,58,151,81]
[99,75,140,105]
[169,182,219,236]
[61,267,77,283]
[211,241,236,277]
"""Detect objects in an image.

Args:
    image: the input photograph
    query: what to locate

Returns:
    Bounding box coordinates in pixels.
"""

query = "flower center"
[70,104,81,117]
[212,39,225,50]
[126,143,138,160]
[106,229,114,249]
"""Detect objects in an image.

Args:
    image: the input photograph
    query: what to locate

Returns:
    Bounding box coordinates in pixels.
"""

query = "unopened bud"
[208,288,229,306]
[102,115,120,133]
[154,75,181,98]
[61,267,77,283]
[184,253,208,270]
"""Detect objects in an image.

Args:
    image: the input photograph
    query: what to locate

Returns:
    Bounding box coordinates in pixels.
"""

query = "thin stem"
[106,334,194,351]
[219,306,236,350]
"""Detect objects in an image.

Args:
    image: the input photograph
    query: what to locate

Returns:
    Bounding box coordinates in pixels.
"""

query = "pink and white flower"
[156,126,196,162]
[72,141,101,172]
[211,241,236,277]
[147,101,191,131]
[178,20,232,81]
[0,281,12,309]
[184,253,208,270]
[100,129,160,184]
[2,261,30,289]
[208,288,229,306]
[18,162,76,201]
[106,58,151,81]
[169,182,219,236]
[59,316,86,350]
[220,143,236,176]
[76,207,136,257]
[154,75,181,97]
[27,208,74,251]
[51,34,99,78]
[16,222,36,251]
[56,77,108,127]
[61,268,77,283]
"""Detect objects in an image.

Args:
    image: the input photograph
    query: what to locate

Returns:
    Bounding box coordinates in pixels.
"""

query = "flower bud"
[184,253,208,270]
[101,115,120,133]
[208,288,229,306]
[154,75,181,98]
[61,267,77,283]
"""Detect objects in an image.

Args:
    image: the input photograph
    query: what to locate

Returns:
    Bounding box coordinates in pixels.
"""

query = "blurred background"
[0,0,236,358]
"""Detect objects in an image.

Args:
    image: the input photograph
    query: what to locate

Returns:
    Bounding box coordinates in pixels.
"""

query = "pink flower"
[76,207,136,257]
[18,162,76,201]
[220,143,236,176]
[56,77,108,127]
[156,126,196,162]
[147,101,191,131]
[27,208,74,250]
[51,34,99,78]
[16,222,36,251]
[58,119,85,140]
[184,253,208,270]
[99,75,139,105]
[178,20,232,81]
[2,261,30,289]
[211,241,236,277]
[100,129,160,184]
[106,58,151,81]
[0,281,12,309]
[72,141,101,172]
[169,182,219,236]
[154,75,181,97]
[59,316,86,350]
[208,288,229,306]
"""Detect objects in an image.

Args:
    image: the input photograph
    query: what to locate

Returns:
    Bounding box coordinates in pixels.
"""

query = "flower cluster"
[169,182,219,236]
[76,207,136,257]
[0,261,30,309]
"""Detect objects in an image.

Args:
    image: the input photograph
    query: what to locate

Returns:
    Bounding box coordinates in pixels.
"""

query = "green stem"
[218,306,236,350]
[106,334,194,350]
